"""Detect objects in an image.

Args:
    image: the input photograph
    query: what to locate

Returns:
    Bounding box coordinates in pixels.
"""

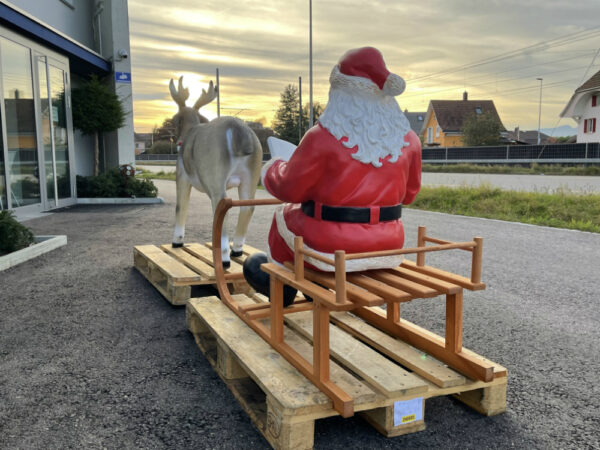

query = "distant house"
[403,110,426,135]
[560,69,600,143]
[134,133,153,155]
[505,127,551,145]
[422,92,505,147]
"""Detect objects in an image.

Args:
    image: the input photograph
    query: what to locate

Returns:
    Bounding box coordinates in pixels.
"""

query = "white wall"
[99,0,135,167]
[9,0,95,50]
[577,91,600,143]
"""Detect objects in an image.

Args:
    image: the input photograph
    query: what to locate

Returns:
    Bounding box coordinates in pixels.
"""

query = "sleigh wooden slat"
[400,260,486,291]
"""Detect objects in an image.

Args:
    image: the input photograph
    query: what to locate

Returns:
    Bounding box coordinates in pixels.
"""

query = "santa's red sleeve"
[402,130,422,205]
[261,128,326,204]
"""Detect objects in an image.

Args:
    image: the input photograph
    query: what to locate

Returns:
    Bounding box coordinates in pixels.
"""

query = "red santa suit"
[262,47,422,272]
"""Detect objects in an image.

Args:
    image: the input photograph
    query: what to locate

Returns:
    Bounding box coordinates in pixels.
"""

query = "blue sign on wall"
[115,72,131,83]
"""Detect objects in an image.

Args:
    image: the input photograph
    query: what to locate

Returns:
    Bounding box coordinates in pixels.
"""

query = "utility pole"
[309,0,313,127]
[536,77,543,145]
[216,68,221,117]
[299,76,303,142]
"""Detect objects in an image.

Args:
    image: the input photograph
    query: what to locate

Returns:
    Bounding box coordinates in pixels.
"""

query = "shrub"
[0,210,35,256]
[146,140,174,154]
[77,168,158,198]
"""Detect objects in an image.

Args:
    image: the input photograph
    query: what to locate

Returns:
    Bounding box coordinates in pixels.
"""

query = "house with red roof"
[560,70,600,143]
[421,92,505,147]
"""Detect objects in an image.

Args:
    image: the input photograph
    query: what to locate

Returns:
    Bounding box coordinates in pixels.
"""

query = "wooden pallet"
[133,243,259,305]
[187,295,507,450]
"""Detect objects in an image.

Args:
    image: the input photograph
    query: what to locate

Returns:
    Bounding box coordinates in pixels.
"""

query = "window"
[436,126,440,138]
[592,95,597,107]
[475,107,482,114]
[427,127,433,143]
[584,118,597,133]
[417,115,423,121]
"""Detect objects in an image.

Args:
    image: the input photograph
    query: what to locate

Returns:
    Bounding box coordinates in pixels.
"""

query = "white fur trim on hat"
[329,65,382,95]
[383,73,406,96]
[330,65,406,97]
[261,157,283,194]
[273,205,404,272]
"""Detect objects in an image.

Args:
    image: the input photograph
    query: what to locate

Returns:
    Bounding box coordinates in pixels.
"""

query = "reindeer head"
[169,76,218,140]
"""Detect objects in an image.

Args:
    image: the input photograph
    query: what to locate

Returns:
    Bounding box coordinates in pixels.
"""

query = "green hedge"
[0,210,35,256]
[77,168,158,198]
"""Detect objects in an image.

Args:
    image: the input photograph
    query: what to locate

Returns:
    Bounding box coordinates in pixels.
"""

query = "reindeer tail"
[229,122,260,157]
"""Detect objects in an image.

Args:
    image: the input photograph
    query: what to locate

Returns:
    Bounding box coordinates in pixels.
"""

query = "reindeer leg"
[232,174,257,257]
[209,191,231,268]
[172,164,192,247]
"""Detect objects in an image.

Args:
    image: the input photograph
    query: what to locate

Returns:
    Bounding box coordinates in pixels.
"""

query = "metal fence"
[135,154,178,161]
[422,142,600,164]
[136,142,600,165]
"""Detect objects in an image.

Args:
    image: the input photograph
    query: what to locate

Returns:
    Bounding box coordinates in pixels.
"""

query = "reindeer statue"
[169,77,263,268]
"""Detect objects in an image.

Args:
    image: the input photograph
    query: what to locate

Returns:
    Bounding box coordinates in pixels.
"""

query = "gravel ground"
[1,179,599,449]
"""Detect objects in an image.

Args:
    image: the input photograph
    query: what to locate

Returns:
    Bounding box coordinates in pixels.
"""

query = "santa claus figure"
[243,47,422,306]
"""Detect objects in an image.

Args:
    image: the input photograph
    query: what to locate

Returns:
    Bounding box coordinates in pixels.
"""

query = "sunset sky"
[128,0,600,135]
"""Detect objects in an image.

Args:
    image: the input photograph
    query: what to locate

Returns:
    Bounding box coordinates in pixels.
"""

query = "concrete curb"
[0,235,67,271]
[77,197,164,205]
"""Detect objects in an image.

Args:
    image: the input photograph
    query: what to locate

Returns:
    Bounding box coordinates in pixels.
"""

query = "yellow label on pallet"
[402,414,416,423]
[393,398,423,426]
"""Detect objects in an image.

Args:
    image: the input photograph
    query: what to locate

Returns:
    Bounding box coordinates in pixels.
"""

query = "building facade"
[421,92,505,147]
[561,70,600,143]
[0,0,134,215]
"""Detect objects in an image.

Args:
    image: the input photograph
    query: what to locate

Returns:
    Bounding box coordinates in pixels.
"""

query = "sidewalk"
[1,179,598,449]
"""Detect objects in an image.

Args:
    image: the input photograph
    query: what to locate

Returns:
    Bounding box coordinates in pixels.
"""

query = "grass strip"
[137,169,176,181]
[410,184,600,233]
[422,163,600,176]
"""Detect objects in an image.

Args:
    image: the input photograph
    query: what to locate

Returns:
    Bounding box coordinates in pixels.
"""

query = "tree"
[153,118,176,143]
[461,112,503,147]
[272,85,323,145]
[302,101,323,133]
[272,84,301,144]
[71,76,125,175]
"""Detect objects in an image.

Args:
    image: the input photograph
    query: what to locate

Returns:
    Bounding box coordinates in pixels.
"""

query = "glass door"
[35,55,74,210]
[36,55,56,209]
[48,63,73,204]
[1,37,41,209]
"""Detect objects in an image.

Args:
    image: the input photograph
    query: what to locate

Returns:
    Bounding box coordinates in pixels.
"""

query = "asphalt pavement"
[1,179,599,449]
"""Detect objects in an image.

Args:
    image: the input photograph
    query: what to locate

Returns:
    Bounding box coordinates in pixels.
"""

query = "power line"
[406,27,600,83]
[402,62,598,100]
[410,51,596,89]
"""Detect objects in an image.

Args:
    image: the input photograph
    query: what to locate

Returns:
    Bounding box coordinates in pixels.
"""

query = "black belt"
[301,201,402,224]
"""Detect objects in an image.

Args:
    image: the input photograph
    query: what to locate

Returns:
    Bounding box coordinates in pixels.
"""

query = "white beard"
[318,86,412,168]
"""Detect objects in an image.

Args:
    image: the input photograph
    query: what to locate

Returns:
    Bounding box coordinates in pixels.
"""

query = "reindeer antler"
[193,80,218,111]
[169,76,190,108]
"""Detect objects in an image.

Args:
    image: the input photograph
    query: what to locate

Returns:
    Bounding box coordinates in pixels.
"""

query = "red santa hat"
[331,47,405,97]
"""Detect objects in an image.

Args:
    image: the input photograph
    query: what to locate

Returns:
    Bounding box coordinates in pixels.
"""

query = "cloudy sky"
[128,0,600,135]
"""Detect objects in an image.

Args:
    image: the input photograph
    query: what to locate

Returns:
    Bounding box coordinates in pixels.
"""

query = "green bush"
[77,168,158,198]
[146,140,174,154]
[0,210,35,256]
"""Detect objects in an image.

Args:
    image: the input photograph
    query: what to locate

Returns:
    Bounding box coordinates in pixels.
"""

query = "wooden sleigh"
[209,197,506,419]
